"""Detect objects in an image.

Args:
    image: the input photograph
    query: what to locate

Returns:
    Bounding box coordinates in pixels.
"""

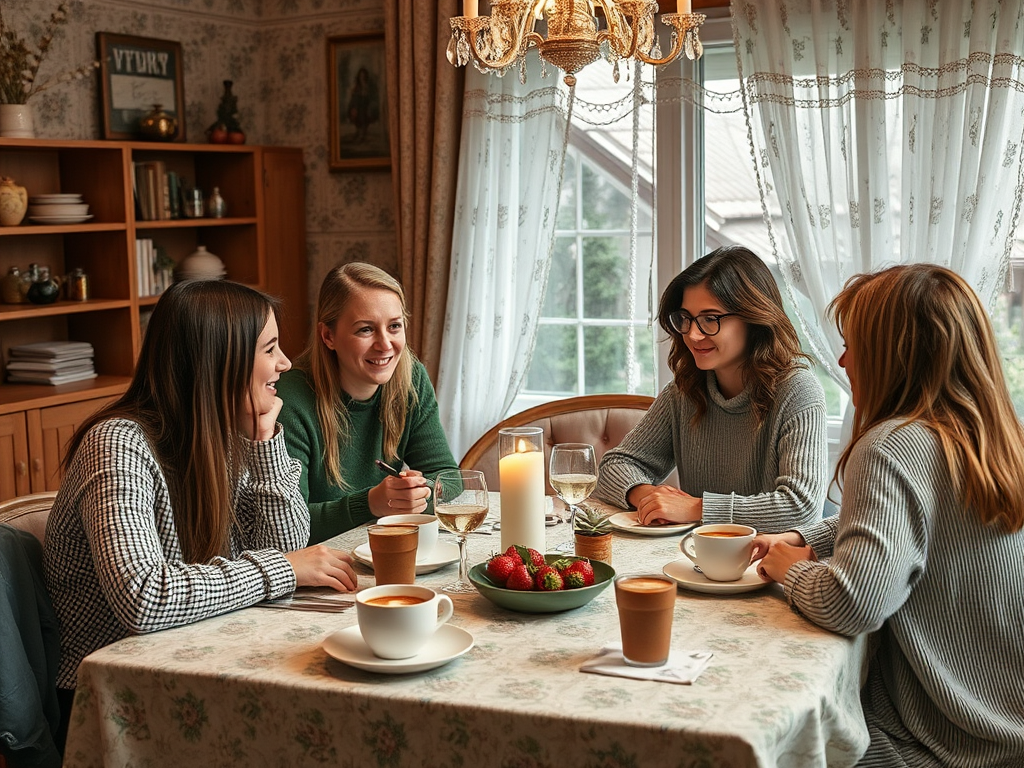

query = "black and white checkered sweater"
[789,420,1024,767]
[43,418,308,689]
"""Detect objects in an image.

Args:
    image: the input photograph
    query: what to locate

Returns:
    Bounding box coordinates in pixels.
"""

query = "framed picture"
[328,34,390,171]
[96,32,186,142]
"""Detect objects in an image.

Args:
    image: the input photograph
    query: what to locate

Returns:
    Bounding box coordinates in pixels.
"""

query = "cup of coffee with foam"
[355,584,454,659]
[679,523,756,582]
[614,574,677,667]
[378,513,439,562]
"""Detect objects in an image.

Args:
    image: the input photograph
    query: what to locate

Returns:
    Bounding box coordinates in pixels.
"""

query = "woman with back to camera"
[44,280,357,730]
[593,245,828,532]
[277,263,457,544]
[753,264,1024,766]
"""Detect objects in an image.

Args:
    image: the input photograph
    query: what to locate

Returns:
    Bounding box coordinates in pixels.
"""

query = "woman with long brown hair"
[594,245,828,532]
[45,280,357,702]
[753,264,1024,766]
[277,263,457,543]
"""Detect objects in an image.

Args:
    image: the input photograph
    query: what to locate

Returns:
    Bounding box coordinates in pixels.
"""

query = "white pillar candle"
[499,442,546,553]
[464,0,478,18]
[680,0,692,13]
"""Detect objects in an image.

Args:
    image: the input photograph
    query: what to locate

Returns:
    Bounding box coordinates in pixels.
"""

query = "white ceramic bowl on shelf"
[28,203,90,217]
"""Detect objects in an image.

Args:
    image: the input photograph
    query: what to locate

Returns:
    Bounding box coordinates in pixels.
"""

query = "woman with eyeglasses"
[593,245,828,532]
[752,265,1024,766]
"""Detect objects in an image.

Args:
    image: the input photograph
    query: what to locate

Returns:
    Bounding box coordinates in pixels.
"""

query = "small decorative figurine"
[207,80,245,144]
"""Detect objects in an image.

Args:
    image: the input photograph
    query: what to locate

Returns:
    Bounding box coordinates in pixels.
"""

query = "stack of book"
[133,161,182,221]
[5,341,98,385]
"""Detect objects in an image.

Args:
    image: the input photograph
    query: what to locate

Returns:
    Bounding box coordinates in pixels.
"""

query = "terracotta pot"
[0,103,34,139]
[574,532,612,564]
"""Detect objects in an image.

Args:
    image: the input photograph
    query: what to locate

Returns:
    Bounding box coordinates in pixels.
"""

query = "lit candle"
[499,433,546,553]
[464,0,478,18]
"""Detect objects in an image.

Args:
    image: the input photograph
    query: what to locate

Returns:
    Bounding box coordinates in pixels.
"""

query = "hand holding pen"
[370,459,433,516]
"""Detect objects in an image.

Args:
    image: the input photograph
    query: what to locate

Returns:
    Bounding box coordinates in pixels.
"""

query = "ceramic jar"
[138,104,178,141]
[27,266,61,305]
[0,104,35,139]
[177,246,226,281]
[1,266,25,303]
[0,176,28,227]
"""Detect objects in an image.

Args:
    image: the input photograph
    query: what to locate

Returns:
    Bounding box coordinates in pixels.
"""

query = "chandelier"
[448,0,706,86]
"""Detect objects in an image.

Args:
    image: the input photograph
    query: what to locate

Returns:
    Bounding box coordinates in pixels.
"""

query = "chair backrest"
[460,395,658,493]
[0,492,57,545]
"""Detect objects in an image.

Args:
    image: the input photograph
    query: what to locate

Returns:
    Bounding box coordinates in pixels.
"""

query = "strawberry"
[505,564,534,591]
[503,545,524,565]
[564,559,595,587]
[563,570,586,589]
[513,545,546,568]
[486,554,517,585]
[535,566,564,591]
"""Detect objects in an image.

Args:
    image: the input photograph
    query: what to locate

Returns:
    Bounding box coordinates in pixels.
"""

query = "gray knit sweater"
[789,420,1024,767]
[594,368,827,533]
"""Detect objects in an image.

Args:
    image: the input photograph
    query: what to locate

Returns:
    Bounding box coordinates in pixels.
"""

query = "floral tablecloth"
[65,497,869,768]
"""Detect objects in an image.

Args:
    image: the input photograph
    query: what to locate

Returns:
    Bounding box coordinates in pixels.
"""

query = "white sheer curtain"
[436,58,570,460]
[734,0,1024,388]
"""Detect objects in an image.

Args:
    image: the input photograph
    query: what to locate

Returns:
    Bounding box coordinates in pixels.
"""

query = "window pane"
[581,235,652,320]
[542,236,577,318]
[580,160,631,230]
[556,152,577,230]
[583,325,651,394]
[526,324,577,394]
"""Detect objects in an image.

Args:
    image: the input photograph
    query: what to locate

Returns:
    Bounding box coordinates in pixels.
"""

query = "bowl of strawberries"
[468,545,615,613]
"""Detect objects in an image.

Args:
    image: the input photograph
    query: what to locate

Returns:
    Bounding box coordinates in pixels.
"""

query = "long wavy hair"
[657,245,808,427]
[294,262,417,487]
[65,280,277,563]
[830,264,1024,532]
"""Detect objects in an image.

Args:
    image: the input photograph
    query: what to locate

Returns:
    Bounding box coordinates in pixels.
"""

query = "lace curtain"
[734,0,1024,389]
[436,58,570,460]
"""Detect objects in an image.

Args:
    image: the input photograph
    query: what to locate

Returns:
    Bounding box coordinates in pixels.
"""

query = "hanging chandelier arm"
[635,13,705,65]
[594,0,635,59]
[465,3,544,72]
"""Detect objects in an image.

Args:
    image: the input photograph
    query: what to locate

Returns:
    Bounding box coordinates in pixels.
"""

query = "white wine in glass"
[549,443,597,553]
[434,469,488,594]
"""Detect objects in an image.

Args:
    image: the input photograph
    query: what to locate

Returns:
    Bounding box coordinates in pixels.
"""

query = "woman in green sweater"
[277,263,457,544]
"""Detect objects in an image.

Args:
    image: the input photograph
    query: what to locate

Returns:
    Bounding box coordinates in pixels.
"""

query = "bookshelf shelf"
[0,138,307,498]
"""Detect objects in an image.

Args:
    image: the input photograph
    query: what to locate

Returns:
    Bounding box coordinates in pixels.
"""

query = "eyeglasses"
[667,311,739,337]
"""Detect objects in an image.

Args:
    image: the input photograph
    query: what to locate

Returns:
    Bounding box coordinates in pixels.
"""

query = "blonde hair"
[295,263,417,487]
[830,264,1024,532]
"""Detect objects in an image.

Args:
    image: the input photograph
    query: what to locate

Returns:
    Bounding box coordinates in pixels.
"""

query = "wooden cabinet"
[0,139,307,497]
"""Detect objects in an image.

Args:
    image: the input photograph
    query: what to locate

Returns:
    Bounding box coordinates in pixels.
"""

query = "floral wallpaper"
[4,0,398,324]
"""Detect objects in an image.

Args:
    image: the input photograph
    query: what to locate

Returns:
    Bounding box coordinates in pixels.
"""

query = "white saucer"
[608,511,698,537]
[28,214,93,224]
[352,539,460,574]
[29,194,83,203]
[323,624,474,674]
[662,559,769,595]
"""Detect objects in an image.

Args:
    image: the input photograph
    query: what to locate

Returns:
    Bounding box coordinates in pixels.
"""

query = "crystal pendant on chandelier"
[448,0,706,86]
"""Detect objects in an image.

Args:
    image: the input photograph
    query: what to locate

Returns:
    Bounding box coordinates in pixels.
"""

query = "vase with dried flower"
[0,2,98,138]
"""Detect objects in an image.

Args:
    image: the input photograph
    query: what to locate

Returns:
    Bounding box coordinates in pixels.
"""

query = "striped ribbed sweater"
[789,419,1024,767]
[594,367,828,533]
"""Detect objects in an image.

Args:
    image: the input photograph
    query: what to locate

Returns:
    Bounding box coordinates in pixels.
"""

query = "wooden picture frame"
[96,32,186,142]
[328,34,390,171]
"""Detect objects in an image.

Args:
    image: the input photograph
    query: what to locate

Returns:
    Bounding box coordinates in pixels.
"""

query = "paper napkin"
[580,644,713,685]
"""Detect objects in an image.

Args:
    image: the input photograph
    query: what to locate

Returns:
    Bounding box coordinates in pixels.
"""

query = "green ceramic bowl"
[468,555,615,613]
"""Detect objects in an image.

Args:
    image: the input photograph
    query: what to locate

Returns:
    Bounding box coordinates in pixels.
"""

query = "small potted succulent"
[573,502,613,563]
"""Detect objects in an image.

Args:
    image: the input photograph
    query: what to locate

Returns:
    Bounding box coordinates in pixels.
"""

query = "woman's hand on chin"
[240,395,283,442]
[368,470,432,516]
[631,485,702,526]
[285,545,358,591]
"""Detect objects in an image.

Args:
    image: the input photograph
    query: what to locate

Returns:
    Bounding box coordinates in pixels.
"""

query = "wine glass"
[434,469,489,594]
[549,443,597,553]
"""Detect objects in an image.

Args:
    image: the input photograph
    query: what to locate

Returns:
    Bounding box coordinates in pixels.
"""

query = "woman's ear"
[318,322,336,351]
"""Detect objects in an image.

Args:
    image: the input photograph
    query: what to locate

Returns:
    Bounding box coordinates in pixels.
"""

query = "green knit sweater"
[277,361,458,544]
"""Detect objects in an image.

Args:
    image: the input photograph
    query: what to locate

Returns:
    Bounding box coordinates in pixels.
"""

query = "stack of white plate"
[28,193,93,224]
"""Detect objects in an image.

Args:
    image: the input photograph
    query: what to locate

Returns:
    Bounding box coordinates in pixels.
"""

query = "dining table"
[63,495,870,768]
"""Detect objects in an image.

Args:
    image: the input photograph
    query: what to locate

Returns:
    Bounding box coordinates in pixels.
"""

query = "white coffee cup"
[355,584,454,659]
[679,524,756,582]
[378,513,438,562]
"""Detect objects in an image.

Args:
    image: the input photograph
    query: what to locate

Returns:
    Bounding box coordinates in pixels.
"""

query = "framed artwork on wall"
[96,32,186,141]
[327,33,391,171]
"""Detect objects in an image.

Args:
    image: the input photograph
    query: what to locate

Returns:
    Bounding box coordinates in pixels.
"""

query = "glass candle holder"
[498,426,546,553]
